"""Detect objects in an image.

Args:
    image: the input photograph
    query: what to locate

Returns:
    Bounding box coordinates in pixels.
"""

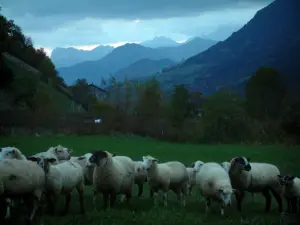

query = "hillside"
[51,45,114,68]
[157,0,300,95]
[58,43,168,85]
[58,37,217,85]
[140,36,180,48]
[156,37,217,62]
[113,58,176,81]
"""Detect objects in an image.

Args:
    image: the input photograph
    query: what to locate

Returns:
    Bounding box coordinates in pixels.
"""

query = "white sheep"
[0,158,45,223]
[27,155,85,215]
[277,174,300,213]
[194,162,238,215]
[220,161,230,172]
[228,156,283,212]
[88,150,135,210]
[31,145,72,165]
[133,161,148,197]
[187,160,204,195]
[0,147,27,161]
[142,155,189,207]
[74,153,95,185]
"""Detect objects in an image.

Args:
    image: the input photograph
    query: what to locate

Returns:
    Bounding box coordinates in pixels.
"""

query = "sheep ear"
[112,153,116,157]
[78,156,85,160]
[153,158,159,163]
[142,156,146,161]
[247,157,250,162]
[27,156,38,161]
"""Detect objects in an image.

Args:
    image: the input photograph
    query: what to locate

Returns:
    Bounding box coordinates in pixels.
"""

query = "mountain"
[58,44,167,85]
[156,37,218,62]
[202,24,243,41]
[51,45,114,68]
[140,36,180,48]
[113,58,176,81]
[157,0,300,95]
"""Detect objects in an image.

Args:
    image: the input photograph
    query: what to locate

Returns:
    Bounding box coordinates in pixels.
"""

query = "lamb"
[187,160,204,195]
[228,156,283,212]
[133,161,148,197]
[88,150,135,210]
[277,174,300,213]
[193,162,238,216]
[0,158,45,223]
[220,161,230,172]
[142,155,189,207]
[0,147,27,161]
[27,155,85,215]
[32,145,72,165]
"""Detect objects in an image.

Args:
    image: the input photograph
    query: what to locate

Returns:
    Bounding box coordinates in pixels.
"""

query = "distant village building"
[88,84,109,100]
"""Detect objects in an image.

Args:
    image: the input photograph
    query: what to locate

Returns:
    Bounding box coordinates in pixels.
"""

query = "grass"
[0,135,299,225]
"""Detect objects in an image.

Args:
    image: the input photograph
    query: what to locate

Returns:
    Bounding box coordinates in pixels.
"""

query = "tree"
[169,84,190,128]
[245,67,287,120]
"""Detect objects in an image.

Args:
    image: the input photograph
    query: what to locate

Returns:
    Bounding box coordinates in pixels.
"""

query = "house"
[88,84,109,100]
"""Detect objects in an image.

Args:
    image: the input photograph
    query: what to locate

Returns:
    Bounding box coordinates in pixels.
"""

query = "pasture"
[0,135,299,225]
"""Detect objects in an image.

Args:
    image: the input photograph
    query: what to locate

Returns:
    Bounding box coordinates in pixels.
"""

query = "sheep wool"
[133,161,148,197]
[0,147,27,161]
[74,153,95,185]
[220,162,230,172]
[194,162,236,216]
[32,145,72,165]
[89,150,135,209]
[142,155,189,207]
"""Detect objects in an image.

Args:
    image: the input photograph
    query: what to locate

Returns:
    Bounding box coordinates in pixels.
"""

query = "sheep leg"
[205,198,211,214]
[61,194,71,216]
[270,189,282,212]
[181,183,188,206]
[46,194,55,216]
[153,191,159,206]
[162,191,168,208]
[76,184,85,214]
[235,190,245,212]
[102,193,109,210]
[262,189,272,212]
[150,188,154,199]
[220,203,225,216]
[290,197,298,214]
[125,191,132,205]
[92,190,99,212]
[109,193,117,208]
[285,197,291,213]
[137,184,143,197]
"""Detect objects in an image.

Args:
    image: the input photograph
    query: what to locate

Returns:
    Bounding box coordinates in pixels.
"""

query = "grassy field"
[0,135,299,225]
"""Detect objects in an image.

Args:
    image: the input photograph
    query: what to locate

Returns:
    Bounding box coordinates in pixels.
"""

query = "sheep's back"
[248,162,280,191]
[163,161,189,184]
[0,159,45,194]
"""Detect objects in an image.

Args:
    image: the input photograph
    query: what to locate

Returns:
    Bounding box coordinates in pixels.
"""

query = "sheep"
[228,156,283,212]
[277,174,300,213]
[73,153,95,185]
[88,150,135,210]
[142,155,189,207]
[27,155,85,216]
[193,162,238,216]
[187,160,204,195]
[32,145,72,165]
[0,147,27,161]
[220,161,230,172]
[133,161,148,197]
[0,158,45,223]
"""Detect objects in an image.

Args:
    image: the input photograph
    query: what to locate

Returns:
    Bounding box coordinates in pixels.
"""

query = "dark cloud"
[2,0,273,19]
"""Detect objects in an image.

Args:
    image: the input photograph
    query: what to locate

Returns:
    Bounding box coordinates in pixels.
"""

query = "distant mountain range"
[58,37,217,85]
[156,0,300,95]
[140,36,180,48]
[51,45,114,68]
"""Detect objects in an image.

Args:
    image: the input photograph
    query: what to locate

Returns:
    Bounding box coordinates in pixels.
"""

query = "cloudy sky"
[1,0,272,55]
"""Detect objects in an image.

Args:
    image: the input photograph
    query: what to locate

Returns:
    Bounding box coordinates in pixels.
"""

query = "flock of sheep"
[0,145,299,224]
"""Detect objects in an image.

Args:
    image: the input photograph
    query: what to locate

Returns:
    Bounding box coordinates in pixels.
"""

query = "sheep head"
[89,150,112,167]
[192,160,204,173]
[27,156,56,173]
[142,155,159,171]
[230,156,251,172]
[50,145,72,161]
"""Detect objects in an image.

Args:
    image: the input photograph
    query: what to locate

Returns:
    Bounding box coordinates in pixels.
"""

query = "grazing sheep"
[133,161,148,197]
[89,150,135,210]
[27,155,85,216]
[220,162,230,172]
[0,158,45,223]
[194,162,237,216]
[142,155,189,207]
[32,145,72,165]
[278,174,300,213]
[187,160,204,195]
[0,147,27,161]
[228,156,283,212]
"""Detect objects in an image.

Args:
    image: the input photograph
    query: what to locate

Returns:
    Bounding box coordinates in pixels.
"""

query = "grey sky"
[1,0,273,52]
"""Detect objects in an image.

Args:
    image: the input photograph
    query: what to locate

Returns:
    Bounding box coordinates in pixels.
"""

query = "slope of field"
[1,135,299,225]
[3,54,82,113]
